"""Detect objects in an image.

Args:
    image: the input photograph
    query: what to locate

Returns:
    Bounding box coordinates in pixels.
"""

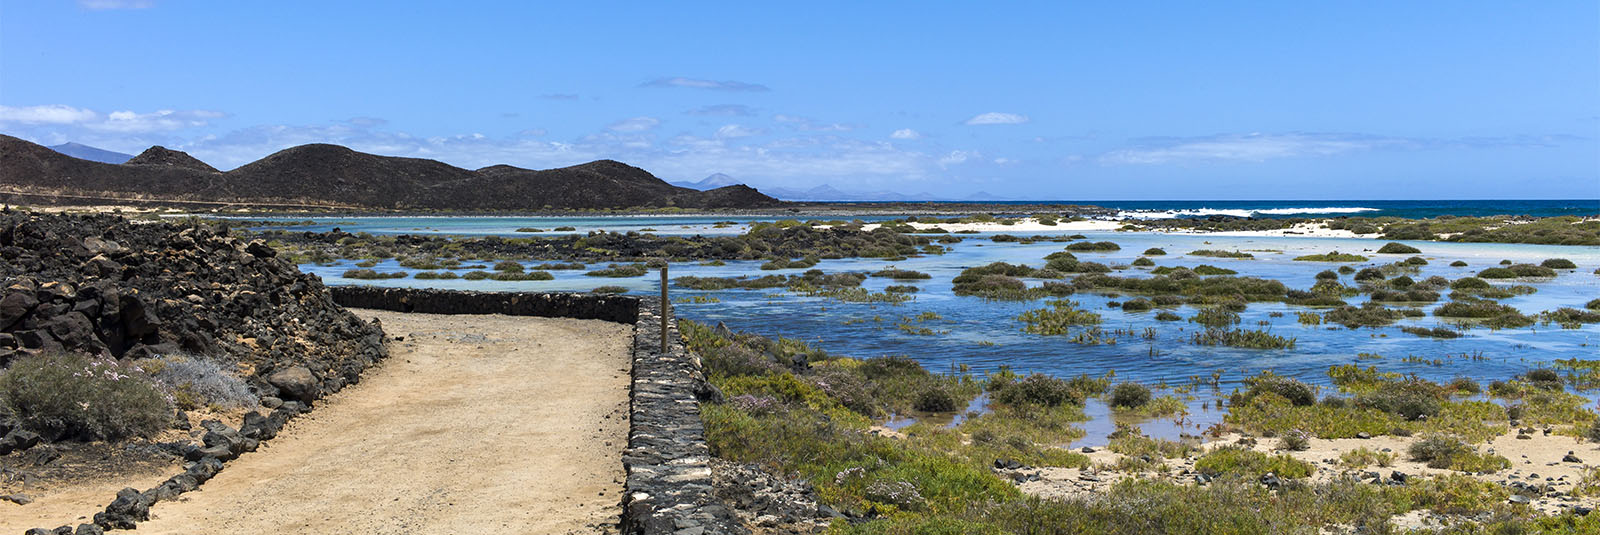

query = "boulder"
[267,366,318,402]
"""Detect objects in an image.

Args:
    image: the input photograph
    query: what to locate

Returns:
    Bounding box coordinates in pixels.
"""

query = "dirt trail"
[132,310,632,534]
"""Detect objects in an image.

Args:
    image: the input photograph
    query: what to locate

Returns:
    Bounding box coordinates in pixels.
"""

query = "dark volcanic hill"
[124,145,221,173]
[0,134,782,210]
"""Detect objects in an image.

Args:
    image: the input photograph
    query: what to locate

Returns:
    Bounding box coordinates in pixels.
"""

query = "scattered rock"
[2,493,33,505]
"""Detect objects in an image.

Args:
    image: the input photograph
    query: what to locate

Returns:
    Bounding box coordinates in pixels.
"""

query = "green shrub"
[1154,311,1181,321]
[1315,270,1339,281]
[1450,260,1468,267]
[1065,241,1120,252]
[493,260,524,272]
[342,268,407,279]
[1377,242,1421,254]
[1188,249,1253,259]
[1119,298,1153,312]
[1109,382,1152,409]
[0,353,171,441]
[586,263,649,277]
[591,285,627,294]
[1293,251,1368,262]
[1017,300,1102,334]
[1450,277,1490,289]
[1130,257,1154,267]
[913,387,958,412]
[1195,446,1313,479]
[1188,307,1240,328]
[992,374,1081,407]
[1238,373,1316,406]
[1354,380,1443,421]
[1143,247,1167,256]
[873,268,932,280]
[1542,258,1578,269]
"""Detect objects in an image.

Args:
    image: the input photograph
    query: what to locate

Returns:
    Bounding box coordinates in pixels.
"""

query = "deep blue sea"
[885,199,1600,220]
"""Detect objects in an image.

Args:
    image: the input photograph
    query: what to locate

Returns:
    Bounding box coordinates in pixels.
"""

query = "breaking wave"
[1116,207,1381,220]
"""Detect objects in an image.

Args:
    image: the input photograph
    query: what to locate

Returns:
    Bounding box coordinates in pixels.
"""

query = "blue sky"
[1,1,1596,200]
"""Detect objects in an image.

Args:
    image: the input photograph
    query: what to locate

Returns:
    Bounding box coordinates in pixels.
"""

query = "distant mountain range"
[1,135,781,210]
[672,173,1011,202]
[47,142,133,164]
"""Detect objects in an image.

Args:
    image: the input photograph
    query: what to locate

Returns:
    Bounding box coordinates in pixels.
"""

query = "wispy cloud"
[0,104,99,124]
[78,0,152,10]
[641,77,769,92]
[964,112,1029,125]
[773,114,854,132]
[938,150,979,167]
[607,116,660,132]
[686,104,757,117]
[1099,132,1410,165]
[714,124,763,139]
[0,104,223,133]
[890,128,921,140]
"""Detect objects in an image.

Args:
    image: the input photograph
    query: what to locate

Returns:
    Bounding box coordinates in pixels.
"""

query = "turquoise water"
[275,215,1600,444]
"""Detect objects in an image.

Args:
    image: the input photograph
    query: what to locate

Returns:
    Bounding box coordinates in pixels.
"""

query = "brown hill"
[123,145,221,173]
[0,134,782,210]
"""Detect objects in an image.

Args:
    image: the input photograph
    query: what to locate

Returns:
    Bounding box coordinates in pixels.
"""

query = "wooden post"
[660,265,669,353]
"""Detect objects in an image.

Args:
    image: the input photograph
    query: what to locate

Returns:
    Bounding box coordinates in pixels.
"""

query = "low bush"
[146,354,256,410]
[1130,257,1154,267]
[586,263,650,277]
[1187,249,1253,259]
[0,353,171,441]
[1065,241,1120,252]
[1143,247,1167,255]
[873,268,932,280]
[1154,311,1181,321]
[1017,300,1103,334]
[1109,382,1152,409]
[1542,258,1578,269]
[1237,373,1317,406]
[992,374,1082,407]
[1293,251,1368,262]
[1377,242,1421,254]
[342,268,407,279]
[1194,445,1314,479]
[1119,298,1153,312]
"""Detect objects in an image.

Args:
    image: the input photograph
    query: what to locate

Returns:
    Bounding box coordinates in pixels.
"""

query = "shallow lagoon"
[279,216,1600,445]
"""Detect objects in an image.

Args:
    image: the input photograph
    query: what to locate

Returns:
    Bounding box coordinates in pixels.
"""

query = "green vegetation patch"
[1376,242,1422,254]
[1187,249,1254,259]
[1292,251,1369,262]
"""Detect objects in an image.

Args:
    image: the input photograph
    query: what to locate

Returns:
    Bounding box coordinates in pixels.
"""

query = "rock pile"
[0,210,387,402]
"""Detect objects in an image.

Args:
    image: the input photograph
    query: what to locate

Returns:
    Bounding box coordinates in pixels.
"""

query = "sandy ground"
[0,463,177,530]
[126,310,632,535]
[1018,429,1600,518]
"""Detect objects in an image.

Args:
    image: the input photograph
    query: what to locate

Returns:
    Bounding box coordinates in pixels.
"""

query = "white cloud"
[686,104,757,117]
[607,116,660,132]
[641,77,769,92]
[890,128,921,139]
[714,124,762,139]
[0,104,222,133]
[773,114,854,132]
[79,0,152,9]
[0,104,99,124]
[95,109,225,133]
[938,150,978,167]
[1099,132,1410,165]
[964,112,1029,125]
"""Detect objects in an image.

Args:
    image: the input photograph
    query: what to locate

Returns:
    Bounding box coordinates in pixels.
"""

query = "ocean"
[883,199,1600,220]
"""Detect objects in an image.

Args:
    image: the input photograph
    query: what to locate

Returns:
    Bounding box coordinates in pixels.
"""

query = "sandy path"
[134,310,632,535]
